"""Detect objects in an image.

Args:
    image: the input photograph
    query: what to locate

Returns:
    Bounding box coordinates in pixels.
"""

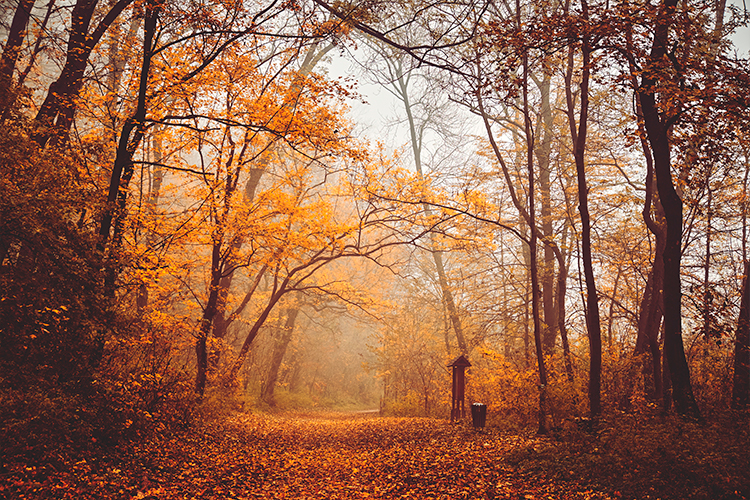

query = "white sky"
[329,11,750,144]
[730,0,750,56]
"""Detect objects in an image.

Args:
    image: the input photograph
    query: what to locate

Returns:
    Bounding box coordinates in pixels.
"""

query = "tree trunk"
[262,308,300,404]
[519,42,550,434]
[477,51,550,431]
[732,260,750,409]
[206,43,332,369]
[16,0,57,92]
[195,242,224,396]
[33,0,133,146]
[0,0,36,115]
[635,253,665,401]
[136,135,165,313]
[564,12,602,417]
[628,23,665,404]
[394,62,468,355]
[99,0,159,295]
[211,167,266,344]
[637,0,700,419]
[228,274,291,384]
[535,65,558,356]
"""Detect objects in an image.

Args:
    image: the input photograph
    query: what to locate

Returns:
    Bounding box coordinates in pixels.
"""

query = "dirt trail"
[5,413,613,499]
[135,413,609,499]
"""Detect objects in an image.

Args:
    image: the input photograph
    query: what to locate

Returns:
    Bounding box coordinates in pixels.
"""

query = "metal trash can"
[471,403,487,429]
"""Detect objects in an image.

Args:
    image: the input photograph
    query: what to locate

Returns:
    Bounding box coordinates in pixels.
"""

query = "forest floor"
[2,409,749,499]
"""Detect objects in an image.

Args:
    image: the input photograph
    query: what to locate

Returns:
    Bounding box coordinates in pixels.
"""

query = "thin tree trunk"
[195,242,223,396]
[99,0,159,295]
[523,58,549,434]
[262,307,300,404]
[394,62,468,354]
[16,0,56,92]
[535,65,558,356]
[136,134,164,313]
[204,43,333,372]
[564,9,602,417]
[209,166,266,369]
[477,50,550,431]
[228,280,290,383]
[702,185,713,338]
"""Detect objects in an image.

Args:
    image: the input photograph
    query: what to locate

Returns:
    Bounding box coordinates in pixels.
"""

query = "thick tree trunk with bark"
[637,0,700,419]
[634,248,665,401]
[33,0,133,146]
[732,260,750,409]
[0,0,35,115]
[627,24,665,404]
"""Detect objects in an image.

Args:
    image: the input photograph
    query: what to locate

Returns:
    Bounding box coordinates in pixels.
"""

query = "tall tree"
[564,0,602,417]
[635,0,701,419]
[367,47,469,355]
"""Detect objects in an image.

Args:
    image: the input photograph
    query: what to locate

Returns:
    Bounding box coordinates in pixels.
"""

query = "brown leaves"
[3,413,613,499]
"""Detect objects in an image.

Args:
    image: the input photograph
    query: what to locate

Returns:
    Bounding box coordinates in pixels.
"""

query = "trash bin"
[471,403,487,429]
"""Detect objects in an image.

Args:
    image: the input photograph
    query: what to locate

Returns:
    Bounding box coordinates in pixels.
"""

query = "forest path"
[125,413,611,499]
[7,412,614,499]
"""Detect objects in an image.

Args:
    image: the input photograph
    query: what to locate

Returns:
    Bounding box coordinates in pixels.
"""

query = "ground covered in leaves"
[3,411,749,499]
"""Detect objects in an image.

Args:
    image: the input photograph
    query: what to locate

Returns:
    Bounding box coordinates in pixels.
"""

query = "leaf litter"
[3,413,618,499]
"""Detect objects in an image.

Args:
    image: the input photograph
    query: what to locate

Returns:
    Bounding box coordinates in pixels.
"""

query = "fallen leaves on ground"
[2,413,614,499]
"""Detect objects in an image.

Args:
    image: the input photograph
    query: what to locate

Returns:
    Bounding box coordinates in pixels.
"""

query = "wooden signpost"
[449,355,471,422]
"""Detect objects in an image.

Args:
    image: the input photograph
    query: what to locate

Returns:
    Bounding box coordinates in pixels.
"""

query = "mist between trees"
[1,0,749,449]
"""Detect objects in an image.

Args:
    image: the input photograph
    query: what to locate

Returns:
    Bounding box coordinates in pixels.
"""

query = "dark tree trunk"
[0,0,36,114]
[211,167,266,345]
[228,274,291,384]
[732,260,750,409]
[195,242,224,396]
[627,21,665,404]
[635,179,666,402]
[637,0,700,420]
[99,1,159,295]
[557,262,574,382]
[33,0,133,146]
[208,44,331,367]
[635,256,665,401]
[565,12,601,417]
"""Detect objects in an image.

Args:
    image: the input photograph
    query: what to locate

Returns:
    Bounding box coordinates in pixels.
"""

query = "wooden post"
[449,355,471,422]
